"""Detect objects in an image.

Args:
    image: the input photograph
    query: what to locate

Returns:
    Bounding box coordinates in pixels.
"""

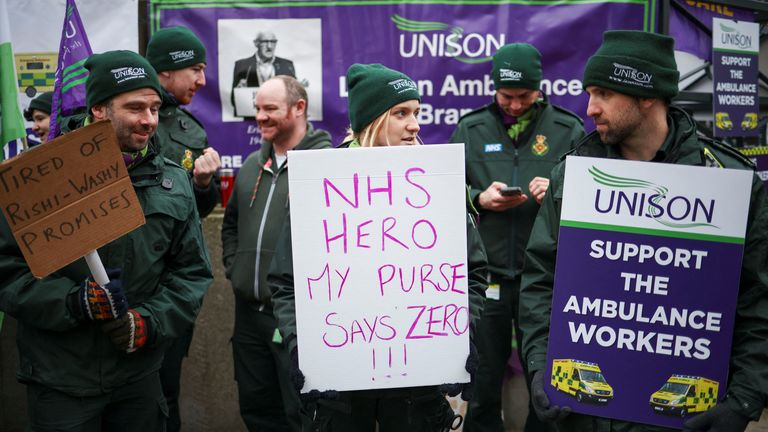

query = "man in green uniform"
[146,25,220,219]
[520,30,768,432]
[145,26,221,432]
[0,50,213,431]
[451,43,584,432]
[222,75,332,431]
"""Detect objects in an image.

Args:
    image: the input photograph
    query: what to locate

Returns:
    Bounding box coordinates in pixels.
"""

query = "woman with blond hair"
[269,63,488,432]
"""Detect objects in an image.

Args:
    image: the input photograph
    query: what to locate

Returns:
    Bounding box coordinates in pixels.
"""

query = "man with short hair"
[0,50,213,430]
[520,30,768,432]
[23,91,53,145]
[145,25,221,432]
[231,31,296,116]
[450,43,584,432]
[222,75,331,431]
[147,25,221,219]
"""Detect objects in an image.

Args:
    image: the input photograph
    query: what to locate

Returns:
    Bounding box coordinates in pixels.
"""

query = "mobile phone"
[500,186,522,197]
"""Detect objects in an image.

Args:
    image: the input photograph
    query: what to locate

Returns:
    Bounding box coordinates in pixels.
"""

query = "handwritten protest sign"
[288,144,469,392]
[0,121,144,278]
[546,156,752,428]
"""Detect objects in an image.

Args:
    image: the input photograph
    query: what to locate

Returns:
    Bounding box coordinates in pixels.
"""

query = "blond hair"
[344,108,422,147]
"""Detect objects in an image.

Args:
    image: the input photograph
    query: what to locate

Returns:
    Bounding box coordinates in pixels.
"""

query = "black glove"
[439,341,479,401]
[101,309,149,352]
[531,370,571,423]
[289,346,306,393]
[682,403,750,432]
[69,268,127,321]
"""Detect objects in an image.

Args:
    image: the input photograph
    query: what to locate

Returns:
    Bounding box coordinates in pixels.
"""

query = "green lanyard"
[506,109,533,141]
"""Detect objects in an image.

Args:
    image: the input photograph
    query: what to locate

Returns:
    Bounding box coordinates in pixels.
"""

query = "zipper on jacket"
[253,165,281,304]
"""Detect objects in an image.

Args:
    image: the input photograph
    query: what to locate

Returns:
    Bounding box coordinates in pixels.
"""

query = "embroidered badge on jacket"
[532,134,549,156]
[181,149,194,171]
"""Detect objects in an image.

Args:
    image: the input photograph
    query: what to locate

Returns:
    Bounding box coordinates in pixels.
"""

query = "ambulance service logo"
[181,149,194,171]
[532,135,549,156]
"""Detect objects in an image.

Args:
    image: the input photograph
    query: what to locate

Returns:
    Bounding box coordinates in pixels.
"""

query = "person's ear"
[91,104,108,121]
[294,99,307,117]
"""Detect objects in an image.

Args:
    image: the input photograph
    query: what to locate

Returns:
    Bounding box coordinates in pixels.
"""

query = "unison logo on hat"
[611,63,653,88]
[111,67,148,84]
[499,68,522,81]
[388,78,418,94]
[170,50,195,63]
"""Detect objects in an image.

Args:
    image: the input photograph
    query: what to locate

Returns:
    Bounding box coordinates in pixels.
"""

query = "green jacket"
[155,89,220,218]
[221,124,332,305]
[0,138,213,397]
[520,107,768,429]
[450,100,584,279]
[268,143,489,355]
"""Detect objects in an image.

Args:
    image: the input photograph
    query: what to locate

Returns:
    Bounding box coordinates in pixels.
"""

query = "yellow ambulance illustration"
[741,113,758,131]
[649,374,718,417]
[715,112,733,130]
[551,359,614,404]
[15,52,57,96]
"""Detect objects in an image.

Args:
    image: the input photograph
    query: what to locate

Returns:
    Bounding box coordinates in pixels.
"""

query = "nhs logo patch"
[484,143,503,153]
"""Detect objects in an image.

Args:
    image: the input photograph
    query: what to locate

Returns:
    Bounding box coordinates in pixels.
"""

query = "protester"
[0,50,213,430]
[144,25,221,432]
[519,30,768,432]
[146,25,221,219]
[222,75,332,431]
[450,42,584,432]
[23,91,53,145]
[267,63,488,431]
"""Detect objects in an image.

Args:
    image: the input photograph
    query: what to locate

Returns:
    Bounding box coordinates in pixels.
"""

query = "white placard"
[561,156,752,240]
[288,144,470,392]
[233,87,258,117]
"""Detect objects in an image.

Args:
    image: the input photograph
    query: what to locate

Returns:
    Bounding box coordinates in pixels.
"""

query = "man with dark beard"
[519,30,768,432]
[0,50,212,430]
[222,75,331,431]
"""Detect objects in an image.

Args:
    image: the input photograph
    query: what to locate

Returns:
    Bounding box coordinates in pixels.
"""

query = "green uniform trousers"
[305,386,459,432]
[233,297,303,432]
[26,371,167,432]
[463,277,553,432]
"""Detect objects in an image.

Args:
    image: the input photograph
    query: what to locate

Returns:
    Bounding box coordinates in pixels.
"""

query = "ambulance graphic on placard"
[649,374,718,417]
[551,359,614,404]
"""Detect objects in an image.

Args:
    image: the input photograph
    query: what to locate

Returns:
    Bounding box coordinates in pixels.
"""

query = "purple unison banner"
[712,18,760,138]
[148,0,654,172]
[547,156,752,428]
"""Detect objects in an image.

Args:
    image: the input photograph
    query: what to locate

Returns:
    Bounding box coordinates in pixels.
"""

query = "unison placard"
[546,156,751,428]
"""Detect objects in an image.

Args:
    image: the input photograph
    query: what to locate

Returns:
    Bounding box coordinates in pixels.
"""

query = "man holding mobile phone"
[450,43,586,432]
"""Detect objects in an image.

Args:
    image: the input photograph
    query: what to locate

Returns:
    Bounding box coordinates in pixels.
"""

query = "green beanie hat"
[146,26,207,72]
[346,63,421,133]
[492,43,542,90]
[85,50,162,110]
[24,91,53,120]
[583,30,679,99]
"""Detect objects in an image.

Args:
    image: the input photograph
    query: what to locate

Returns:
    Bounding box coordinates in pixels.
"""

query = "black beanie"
[24,91,53,120]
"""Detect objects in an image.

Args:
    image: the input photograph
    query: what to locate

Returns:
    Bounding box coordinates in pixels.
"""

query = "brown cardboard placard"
[0,120,145,278]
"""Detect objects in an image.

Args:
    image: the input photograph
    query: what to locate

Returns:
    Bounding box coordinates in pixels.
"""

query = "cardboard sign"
[0,121,145,278]
[546,156,752,428]
[288,144,469,392]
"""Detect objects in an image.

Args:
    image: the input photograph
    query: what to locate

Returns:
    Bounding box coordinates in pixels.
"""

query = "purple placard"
[670,0,752,61]
[150,1,651,172]
[712,19,759,138]
[546,226,742,428]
